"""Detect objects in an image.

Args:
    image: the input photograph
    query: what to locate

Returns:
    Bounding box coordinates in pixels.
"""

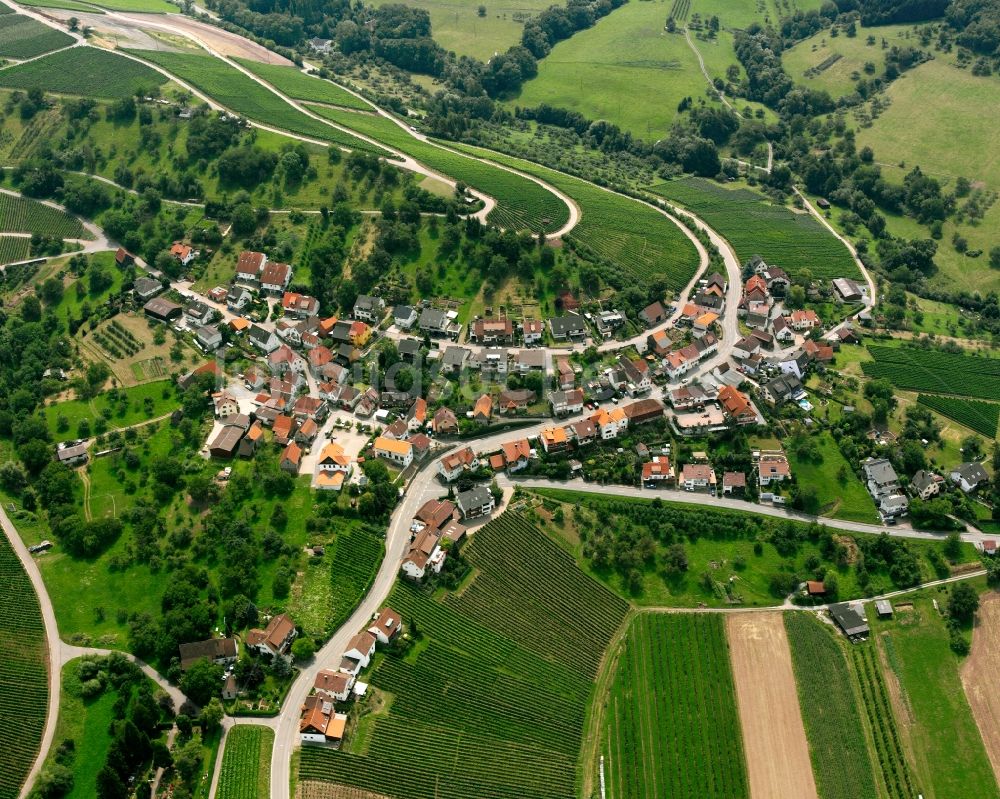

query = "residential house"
[498,388,535,413]
[522,319,544,345]
[639,301,668,327]
[415,499,456,532]
[314,669,355,702]
[269,344,307,375]
[340,631,377,674]
[540,425,569,453]
[248,324,280,353]
[758,453,790,486]
[594,309,626,339]
[733,336,761,361]
[693,312,719,336]
[441,346,469,374]
[398,338,421,361]
[718,386,757,426]
[373,436,414,469]
[951,462,990,493]
[456,485,495,520]
[620,357,651,395]
[185,301,214,327]
[236,250,267,284]
[405,397,427,432]
[788,309,820,331]
[261,262,291,294]
[472,394,493,424]
[196,325,222,351]
[471,317,514,344]
[133,276,162,302]
[178,637,238,671]
[777,350,812,380]
[308,36,332,53]
[293,395,327,422]
[556,358,575,390]
[515,349,546,375]
[246,613,297,658]
[348,321,371,348]
[773,316,794,342]
[550,388,585,416]
[763,267,791,294]
[213,391,240,418]
[282,292,320,318]
[419,307,450,336]
[281,441,302,474]
[501,438,531,472]
[681,463,716,492]
[353,295,385,323]
[760,374,804,407]
[393,305,417,330]
[863,457,908,517]
[402,528,445,580]
[369,607,403,645]
[642,456,673,486]
[591,407,628,440]
[669,385,708,411]
[299,696,347,746]
[170,241,197,266]
[432,407,459,436]
[549,314,587,341]
[911,469,943,500]
[227,287,253,313]
[722,472,746,495]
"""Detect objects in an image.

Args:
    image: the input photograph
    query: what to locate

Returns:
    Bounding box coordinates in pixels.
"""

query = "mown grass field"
[0,191,86,238]
[0,46,167,99]
[309,105,571,233]
[785,612,879,799]
[651,176,860,280]
[872,596,999,799]
[863,344,1000,402]
[216,726,273,799]
[129,50,391,154]
[600,613,746,799]
[450,141,700,289]
[505,2,709,140]
[299,512,628,799]
[87,0,175,11]
[0,534,47,799]
[0,13,73,60]
[233,59,370,110]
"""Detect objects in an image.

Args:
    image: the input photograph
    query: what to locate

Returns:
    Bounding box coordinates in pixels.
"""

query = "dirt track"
[962,594,1000,784]
[727,613,819,799]
[118,12,293,63]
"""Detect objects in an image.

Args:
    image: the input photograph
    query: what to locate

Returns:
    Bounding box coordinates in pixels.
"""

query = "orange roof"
[718,385,753,418]
[327,713,347,740]
[315,471,345,488]
[489,453,505,470]
[374,436,412,456]
[473,394,492,419]
[501,438,531,463]
[695,312,719,327]
[319,316,338,335]
[282,441,302,465]
[273,415,294,438]
[229,317,250,331]
[541,426,567,445]
[681,303,700,317]
[246,422,263,441]
[318,442,350,466]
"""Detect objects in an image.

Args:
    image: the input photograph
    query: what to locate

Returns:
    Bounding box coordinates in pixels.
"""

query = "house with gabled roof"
[501,438,531,472]
[261,262,291,294]
[236,250,267,283]
[432,407,459,436]
[438,446,475,481]
[281,441,302,474]
[472,394,493,424]
[368,607,403,645]
[246,613,297,658]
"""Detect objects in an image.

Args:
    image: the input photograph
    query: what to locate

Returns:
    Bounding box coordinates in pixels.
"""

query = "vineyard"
[668,0,690,22]
[0,535,48,799]
[0,192,86,239]
[216,725,273,799]
[91,319,144,361]
[129,50,391,155]
[308,105,571,234]
[650,177,860,281]
[918,394,999,438]
[0,46,167,99]
[328,523,384,634]
[298,512,628,799]
[851,645,915,799]
[449,142,700,290]
[785,613,879,799]
[863,345,1000,402]
[0,235,30,265]
[234,59,371,111]
[601,613,746,799]
[0,13,73,60]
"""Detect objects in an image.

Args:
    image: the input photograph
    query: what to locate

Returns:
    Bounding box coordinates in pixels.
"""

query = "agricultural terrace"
[0,46,167,100]
[298,512,628,799]
[506,1,713,140]
[0,535,48,799]
[233,59,370,110]
[0,192,87,239]
[863,345,1000,402]
[599,613,746,799]
[128,50,391,155]
[0,14,73,60]
[651,177,860,281]
[308,105,571,234]
[785,613,879,799]
[872,597,999,799]
[82,0,176,10]
[450,142,700,290]
[918,394,1000,439]
[216,725,274,799]
[17,0,101,11]
[0,235,30,265]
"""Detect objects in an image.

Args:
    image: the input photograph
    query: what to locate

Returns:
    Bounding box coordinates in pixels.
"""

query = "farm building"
[143,297,182,322]
[875,600,893,618]
[829,602,869,641]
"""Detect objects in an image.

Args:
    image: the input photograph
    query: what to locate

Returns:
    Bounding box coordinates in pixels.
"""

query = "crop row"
[0,537,48,799]
[669,0,690,21]
[651,177,860,281]
[785,613,879,799]
[603,613,746,799]
[326,523,383,634]
[0,13,73,60]
[216,725,273,799]
[308,105,570,234]
[0,46,167,100]
[863,345,1000,401]
[0,193,86,239]
[851,645,915,799]
[917,393,1000,438]
[0,236,30,266]
[129,50,390,155]
[449,142,700,289]
[233,59,370,111]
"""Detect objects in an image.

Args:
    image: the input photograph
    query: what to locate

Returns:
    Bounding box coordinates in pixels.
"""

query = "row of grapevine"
[863,345,1000,401]
[784,613,879,799]
[0,236,30,265]
[216,725,273,799]
[0,46,166,100]
[0,13,73,60]
[299,514,629,799]
[851,645,916,799]
[917,393,1000,438]
[602,614,747,799]
[0,535,48,799]
[326,523,384,634]
[0,193,86,239]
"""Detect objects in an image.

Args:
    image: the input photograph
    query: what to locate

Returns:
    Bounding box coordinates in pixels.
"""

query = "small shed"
[806,580,826,597]
[875,600,893,619]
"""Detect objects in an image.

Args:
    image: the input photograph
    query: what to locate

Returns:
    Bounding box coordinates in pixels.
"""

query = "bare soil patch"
[124,12,294,63]
[727,612,818,799]
[962,593,1000,784]
[298,781,392,799]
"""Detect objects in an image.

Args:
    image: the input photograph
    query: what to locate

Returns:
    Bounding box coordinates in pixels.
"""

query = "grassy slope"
[506,3,712,140]
[873,595,999,799]
[787,432,878,523]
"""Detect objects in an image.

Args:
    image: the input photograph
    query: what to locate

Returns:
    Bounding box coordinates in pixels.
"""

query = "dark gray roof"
[456,485,493,513]
[550,314,586,337]
[911,469,938,492]
[398,338,421,356]
[955,462,989,484]
[829,602,869,637]
[420,308,448,329]
[442,346,469,367]
[864,458,899,488]
[248,324,273,345]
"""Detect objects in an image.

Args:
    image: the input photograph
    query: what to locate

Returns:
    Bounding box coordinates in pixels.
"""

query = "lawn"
[216,726,273,799]
[0,191,87,238]
[0,13,73,60]
[0,46,167,99]
[872,595,1000,799]
[650,176,861,280]
[0,534,47,799]
[787,431,878,523]
[450,141,701,290]
[42,379,180,438]
[298,512,628,799]
[233,59,370,110]
[785,612,879,799]
[599,612,747,799]
[504,3,712,140]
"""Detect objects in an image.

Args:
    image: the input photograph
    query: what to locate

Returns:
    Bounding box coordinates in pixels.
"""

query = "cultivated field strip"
[0,535,48,799]
[0,192,87,239]
[602,613,747,799]
[0,13,73,60]
[962,595,1000,785]
[0,235,30,265]
[233,59,371,111]
[128,50,391,155]
[449,141,700,289]
[308,105,571,234]
[217,725,274,799]
[917,393,1000,438]
[0,46,167,99]
[299,514,628,799]
[864,345,1000,402]
[326,523,384,633]
[785,613,880,799]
